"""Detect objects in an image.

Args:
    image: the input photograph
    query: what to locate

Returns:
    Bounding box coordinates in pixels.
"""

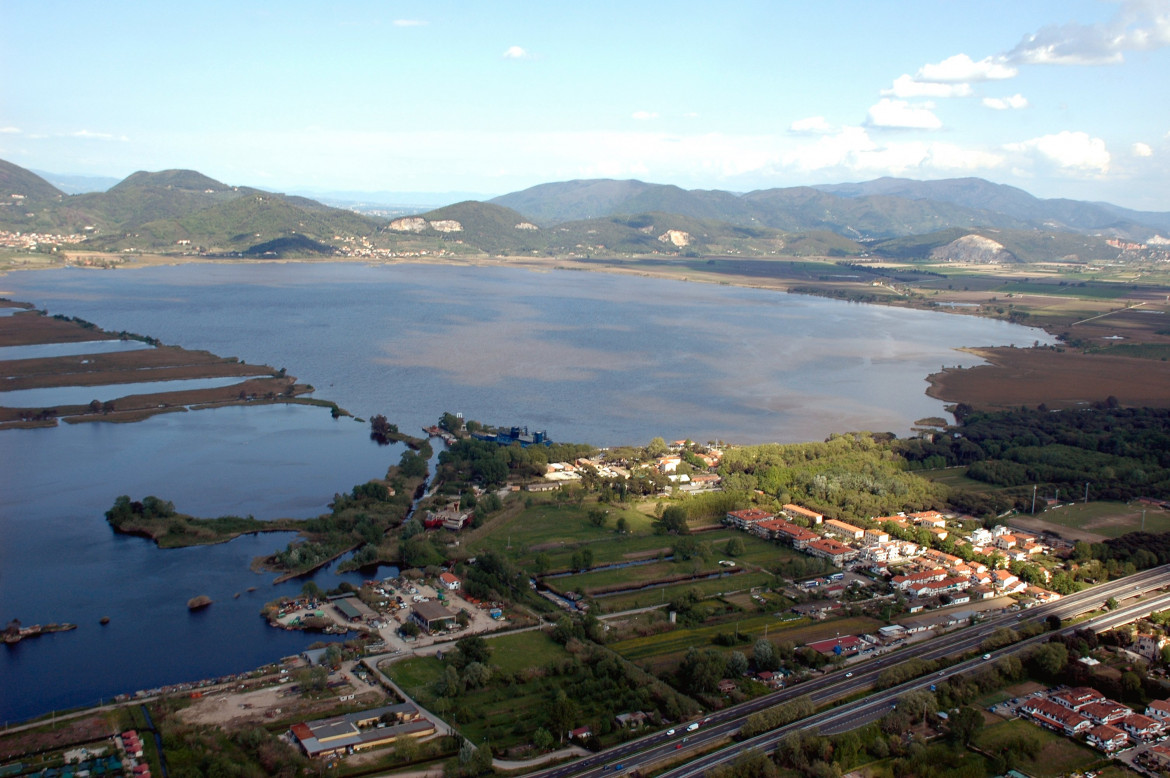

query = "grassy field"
[1012,502,1170,541]
[919,466,1015,492]
[974,718,1108,777]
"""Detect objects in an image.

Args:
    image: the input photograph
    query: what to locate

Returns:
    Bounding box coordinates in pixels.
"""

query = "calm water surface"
[0,262,1053,722]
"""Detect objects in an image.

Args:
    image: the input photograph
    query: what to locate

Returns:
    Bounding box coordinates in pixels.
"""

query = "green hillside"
[0,159,65,202]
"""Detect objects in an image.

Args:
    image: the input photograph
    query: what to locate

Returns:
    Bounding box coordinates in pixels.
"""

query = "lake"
[0,262,1052,722]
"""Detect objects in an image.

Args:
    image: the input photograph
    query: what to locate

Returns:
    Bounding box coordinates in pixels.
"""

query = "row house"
[1120,712,1164,742]
[1086,723,1130,752]
[725,509,774,530]
[1022,698,1093,736]
[772,522,819,550]
[1051,687,1106,712]
[1080,700,1131,725]
[805,538,856,566]
[824,519,865,541]
[1146,699,1170,722]
[858,541,919,565]
[921,548,964,568]
[891,568,946,591]
[782,503,823,525]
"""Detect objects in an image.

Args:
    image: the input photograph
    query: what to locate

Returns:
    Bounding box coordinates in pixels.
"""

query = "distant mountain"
[495,176,1170,242]
[1,158,1164,262]
[30,169,121,194]
[812,177,1169,239]
[0,160,65,201]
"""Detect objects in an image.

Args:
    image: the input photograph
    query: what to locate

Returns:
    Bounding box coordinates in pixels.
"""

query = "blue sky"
[2,0,1168,208]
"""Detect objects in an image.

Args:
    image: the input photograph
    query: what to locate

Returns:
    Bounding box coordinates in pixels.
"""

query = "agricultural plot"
[609,614,883,672]
[591,570,778,613]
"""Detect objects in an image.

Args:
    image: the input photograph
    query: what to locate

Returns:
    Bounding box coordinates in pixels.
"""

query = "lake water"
[0,340,154,361]
[0,374,268,408]
[0,262,1053,722]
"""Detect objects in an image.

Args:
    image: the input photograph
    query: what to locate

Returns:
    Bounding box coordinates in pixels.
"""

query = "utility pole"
[1084,482,1090,502]
[1031,485,1037,514]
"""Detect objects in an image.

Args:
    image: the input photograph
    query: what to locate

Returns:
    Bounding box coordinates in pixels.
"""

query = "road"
[519,563,1170,778]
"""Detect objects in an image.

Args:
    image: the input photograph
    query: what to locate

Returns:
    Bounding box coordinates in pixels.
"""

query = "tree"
[588,507,607,527]
[726,537,745,556]
[753,638,778,671]
[948,706,983,746]
[533,727,554,752]
[454,635,491,667]
[1029,642,1069,677]
[615,517,629,534]
[727,650,749,677]
[654,505,690,535]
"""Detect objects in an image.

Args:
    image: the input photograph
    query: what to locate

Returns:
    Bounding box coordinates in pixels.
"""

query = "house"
[863,528,890,545]
[782,503,823,524]
[995,534,1018,550]
[1134,632,1170,661]
[929,527,949,541]
[569,726,592,741]
[1120,713,1164,742]
[614,711,649,729]
[806,634,866,656]
[717,679,738,694]
[439,572,461,591]
[1086,723,1129,752]
[526,481,561,492]
[823,519,865,540]
[909,511,946,528]
[1145,699,1170,722]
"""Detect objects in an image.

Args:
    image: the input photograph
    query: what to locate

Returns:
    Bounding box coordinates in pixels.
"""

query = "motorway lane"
[522,564,1170,778]
[658,590,1170,778]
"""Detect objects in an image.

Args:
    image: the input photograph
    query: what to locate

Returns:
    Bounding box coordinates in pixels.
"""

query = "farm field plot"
[609,614,883,671]
[592,570,778,613]
[919,466,1016,493]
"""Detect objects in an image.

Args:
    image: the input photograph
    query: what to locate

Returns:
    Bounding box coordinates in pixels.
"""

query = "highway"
[521,564,1170,778]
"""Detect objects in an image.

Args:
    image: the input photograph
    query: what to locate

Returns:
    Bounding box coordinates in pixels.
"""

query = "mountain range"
[2,158,1166,262]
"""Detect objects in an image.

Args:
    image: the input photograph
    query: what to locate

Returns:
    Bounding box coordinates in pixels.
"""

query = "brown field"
[926,346,1170,410]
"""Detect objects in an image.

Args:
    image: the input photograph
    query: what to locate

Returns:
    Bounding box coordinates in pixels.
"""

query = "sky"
[2,0,1169,209]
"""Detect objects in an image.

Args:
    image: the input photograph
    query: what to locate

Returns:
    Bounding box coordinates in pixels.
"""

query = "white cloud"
[866,98,942,130]
[1009,0,1170,65]
[1006,131,1111,174]
[916,53,1017,83]
[631,111,659,121]
[1133,142,1154,157]
[789,116,834,134]
[982,94,1029,110]
[883,74,972,99]
[392,19,427,27]
[502,45,530,59]
[70,130,128,141]
[0,126,21,134]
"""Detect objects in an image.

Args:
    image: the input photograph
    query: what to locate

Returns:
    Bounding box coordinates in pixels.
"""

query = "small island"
[3,618,77,644]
